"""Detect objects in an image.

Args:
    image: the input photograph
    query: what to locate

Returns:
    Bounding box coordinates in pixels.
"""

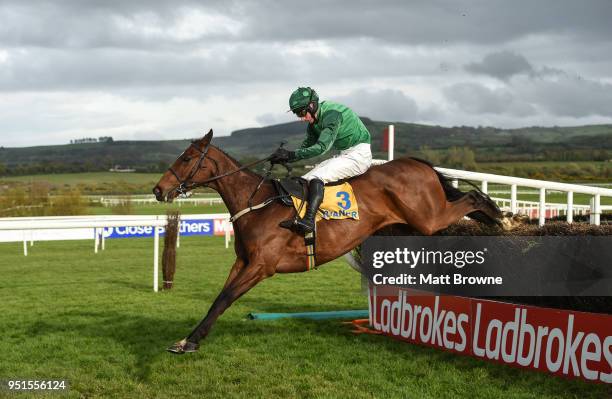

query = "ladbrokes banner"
[368,286,611,384]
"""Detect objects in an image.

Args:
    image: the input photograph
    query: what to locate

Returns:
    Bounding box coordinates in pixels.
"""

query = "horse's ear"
[202,129,213,144]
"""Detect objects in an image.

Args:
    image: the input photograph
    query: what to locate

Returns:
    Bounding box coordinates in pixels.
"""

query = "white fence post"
[225,218,231,249]
[510,184,517,214]
[591,194,601,226]
[452,179,458,189]
[154,227,159,292]
[23,231,28,256]
[539,188,546,226]
[94,228,99,253]
[388,125,394,161]
[566,192,574,224]
[481,181,488,195]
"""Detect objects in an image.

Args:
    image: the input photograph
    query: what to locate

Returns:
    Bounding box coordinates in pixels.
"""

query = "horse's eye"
[182,156,191,162]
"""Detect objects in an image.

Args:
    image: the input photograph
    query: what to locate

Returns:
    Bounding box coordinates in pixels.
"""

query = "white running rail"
[376,125,612,226]
[0,213,232,292]
[436,167,612,226]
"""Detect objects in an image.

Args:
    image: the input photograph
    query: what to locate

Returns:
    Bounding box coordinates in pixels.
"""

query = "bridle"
[166,141,272,198]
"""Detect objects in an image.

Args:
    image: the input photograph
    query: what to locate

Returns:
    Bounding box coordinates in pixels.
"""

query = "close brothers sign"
[102,218,232,239]
[362,236,612,384]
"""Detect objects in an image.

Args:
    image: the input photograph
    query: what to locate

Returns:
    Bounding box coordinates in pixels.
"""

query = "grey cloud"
[444,82,536,116]
[516,74,612,118]
[1,0,611,94]
[255,112,294,126]
[1,1,612,147]
[0,1,234,49]
[446,67,612,120]
[465,51,533,80]
[1,1,612,49]
[332,89,420,122]
[230,1,612,46]
[0,40,452,92]
[0,46,299,91]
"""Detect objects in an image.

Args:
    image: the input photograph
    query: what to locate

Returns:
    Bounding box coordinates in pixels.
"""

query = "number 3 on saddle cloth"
[291,183,359,221]
[290,183,359,270]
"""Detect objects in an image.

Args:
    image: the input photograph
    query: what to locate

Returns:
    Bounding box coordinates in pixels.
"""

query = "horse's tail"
[410,157,502,226]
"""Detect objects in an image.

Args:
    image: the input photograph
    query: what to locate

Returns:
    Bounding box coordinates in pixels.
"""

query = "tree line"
[69,136,114,144]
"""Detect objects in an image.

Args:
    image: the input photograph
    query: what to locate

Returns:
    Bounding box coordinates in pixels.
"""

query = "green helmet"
[288,87,319,113]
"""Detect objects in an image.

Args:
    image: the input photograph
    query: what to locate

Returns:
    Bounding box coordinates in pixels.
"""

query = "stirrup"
[279,217,314,234]
[279,218,297,230]
[293,218,315,234]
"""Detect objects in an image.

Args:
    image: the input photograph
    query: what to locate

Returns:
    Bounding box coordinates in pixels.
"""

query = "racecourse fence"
[437,166,612,226]
[376,125,612,226]
[0,214,232,292]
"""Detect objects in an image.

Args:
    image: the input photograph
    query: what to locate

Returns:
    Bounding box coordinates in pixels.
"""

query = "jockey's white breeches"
[302,143,372,183]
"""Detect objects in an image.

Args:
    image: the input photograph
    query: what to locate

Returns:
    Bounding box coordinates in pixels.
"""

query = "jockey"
[269,87,372,234]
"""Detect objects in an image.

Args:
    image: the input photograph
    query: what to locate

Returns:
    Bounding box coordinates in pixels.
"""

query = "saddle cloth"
[291,182,359,221]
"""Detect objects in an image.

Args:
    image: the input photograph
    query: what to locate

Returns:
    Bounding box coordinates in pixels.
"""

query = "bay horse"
[152,130,502,353]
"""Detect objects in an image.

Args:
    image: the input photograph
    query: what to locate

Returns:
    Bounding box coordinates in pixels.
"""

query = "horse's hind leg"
[400,193,478,235]
[427,191,502,233]
[429,195,477,232]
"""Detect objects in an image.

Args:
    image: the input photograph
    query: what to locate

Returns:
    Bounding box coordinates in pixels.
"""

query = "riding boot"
[280,179,324,234]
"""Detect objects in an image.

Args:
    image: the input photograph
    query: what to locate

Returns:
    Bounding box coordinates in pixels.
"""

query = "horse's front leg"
[222,257,247,289]
[167,260,272,354]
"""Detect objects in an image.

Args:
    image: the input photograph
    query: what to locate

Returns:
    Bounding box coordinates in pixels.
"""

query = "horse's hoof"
[166,338,200,354]
[500,217,514,231]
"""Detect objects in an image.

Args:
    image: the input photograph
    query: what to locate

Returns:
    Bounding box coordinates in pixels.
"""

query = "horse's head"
[153,129,215,202]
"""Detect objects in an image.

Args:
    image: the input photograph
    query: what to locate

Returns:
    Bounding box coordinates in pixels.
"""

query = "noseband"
[167,142,213,197]
[166,142,272,198]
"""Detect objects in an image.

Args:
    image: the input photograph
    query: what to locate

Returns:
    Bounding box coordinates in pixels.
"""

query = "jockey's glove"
[269,148,296,164]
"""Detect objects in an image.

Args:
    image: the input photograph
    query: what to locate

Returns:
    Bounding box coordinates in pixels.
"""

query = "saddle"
[271,177,349,207]
[271,177,308,207]
[272,177,358,270]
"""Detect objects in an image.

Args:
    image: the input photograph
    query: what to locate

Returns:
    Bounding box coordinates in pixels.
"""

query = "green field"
[0,172,162,185]
[479,161,608,169]
[0,237,607,398]
[87,202,229,216]
[476,161,610,183]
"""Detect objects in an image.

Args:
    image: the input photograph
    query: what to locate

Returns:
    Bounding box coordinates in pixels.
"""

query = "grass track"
[0,237,608,398]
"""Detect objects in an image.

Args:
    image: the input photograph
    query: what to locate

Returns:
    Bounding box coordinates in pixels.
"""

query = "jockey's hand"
[269,148,296,164]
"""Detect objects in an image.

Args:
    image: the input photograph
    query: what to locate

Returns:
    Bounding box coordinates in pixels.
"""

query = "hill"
[0,121,610,176]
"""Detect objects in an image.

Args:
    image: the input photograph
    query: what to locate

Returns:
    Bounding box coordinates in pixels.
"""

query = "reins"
[166,141,291,221]
[167,141,272,197]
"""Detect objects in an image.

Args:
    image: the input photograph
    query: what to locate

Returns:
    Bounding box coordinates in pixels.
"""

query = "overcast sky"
[1,0,612,147]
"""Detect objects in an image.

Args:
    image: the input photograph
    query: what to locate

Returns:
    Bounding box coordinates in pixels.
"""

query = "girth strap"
[304,231,317,270]
[229,195,288,223]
